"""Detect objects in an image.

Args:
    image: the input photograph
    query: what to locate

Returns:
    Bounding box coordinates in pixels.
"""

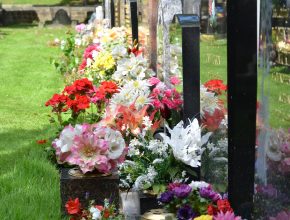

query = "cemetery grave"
[0,0,289,220]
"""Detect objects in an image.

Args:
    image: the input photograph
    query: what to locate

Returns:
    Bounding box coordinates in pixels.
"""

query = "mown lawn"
[0,25,67,220]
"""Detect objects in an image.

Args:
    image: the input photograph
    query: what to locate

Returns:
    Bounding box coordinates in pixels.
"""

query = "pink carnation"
[170,76,181,85]
[148,77,161,86]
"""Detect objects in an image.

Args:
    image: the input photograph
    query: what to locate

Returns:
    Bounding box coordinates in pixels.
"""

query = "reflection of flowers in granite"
[256,185,278,198]
[158,191,174,203]
[269,210,290,220]
[177,205,196,220]
[173,184,192,198]
[200,186,222,202]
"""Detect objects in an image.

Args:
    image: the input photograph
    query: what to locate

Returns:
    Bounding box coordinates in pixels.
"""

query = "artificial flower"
[65,198,81,215]
[217,199,233,213]
[194,215,213,220]
[158,191,174,203]
[172,184,192,198]
[199,186,222,202]
[177,205,196,220]
[204,79,227,95]
[162,119,211,168]
[214,211,241,220]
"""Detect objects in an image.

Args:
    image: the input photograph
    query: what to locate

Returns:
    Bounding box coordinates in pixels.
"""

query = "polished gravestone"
[60,168,119,214]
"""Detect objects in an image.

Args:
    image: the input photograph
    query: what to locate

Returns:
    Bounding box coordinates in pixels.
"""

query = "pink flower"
[170,76,181,85]
[148,77,161,86]
[68,132,109,173]
[214,211,242,220]
[75,23,86,33]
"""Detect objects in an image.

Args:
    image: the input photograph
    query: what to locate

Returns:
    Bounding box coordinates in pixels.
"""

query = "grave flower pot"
[60,167,119,215]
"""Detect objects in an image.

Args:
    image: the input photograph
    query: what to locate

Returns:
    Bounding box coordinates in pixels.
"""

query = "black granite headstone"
[60,168,119,215]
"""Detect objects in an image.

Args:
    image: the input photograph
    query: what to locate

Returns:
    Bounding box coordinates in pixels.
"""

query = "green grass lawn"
[0,25,67,220]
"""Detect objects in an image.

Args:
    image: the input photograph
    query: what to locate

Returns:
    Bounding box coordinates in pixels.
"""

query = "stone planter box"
[60,168,119,215]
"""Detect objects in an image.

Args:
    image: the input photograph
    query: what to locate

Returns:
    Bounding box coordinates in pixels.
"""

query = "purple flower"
[158,191,174,203]
[199,186,221,202]
[177,205,196,220]
[173,184,192,198]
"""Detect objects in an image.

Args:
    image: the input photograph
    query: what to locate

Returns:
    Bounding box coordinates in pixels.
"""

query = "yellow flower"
[92,51,115,72]
[194,215,213,220]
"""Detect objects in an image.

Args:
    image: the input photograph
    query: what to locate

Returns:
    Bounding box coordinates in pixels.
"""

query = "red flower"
[65,198,81,215]
[100,81,119,95]
[202,108,225,131]
[67,95,90,112]
[217,199,233,213]
[207,204,218,215]
[36,139,47,144]
[204,79,227,95]
[45,93,69,113]
[103,209,111,218]
[64,78,94,96]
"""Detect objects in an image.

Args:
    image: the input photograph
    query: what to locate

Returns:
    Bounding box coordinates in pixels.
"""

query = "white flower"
[189,181,210,190]
[54,124,83,153]
[75,38,82,46]
[112,55,153,83]
[146,140,168,157]
[181,171,187,178]
[111,45,128,60]
[161,119,211,168]
[200,85,220,116]
[90,206,101,220]
[130,138,142,147]
[142,116,153,131]
[104,128,126,160]
[110,79,152,110]
[153,158,164,164]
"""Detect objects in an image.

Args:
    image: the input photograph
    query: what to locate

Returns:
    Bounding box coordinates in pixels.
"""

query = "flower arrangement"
[53,123,126,174]
[65,198,122,220]
[119,118,211,193]
[158,182,242,220]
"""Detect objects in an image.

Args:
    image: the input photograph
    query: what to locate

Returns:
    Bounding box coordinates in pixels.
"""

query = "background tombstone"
[52,9,71,25]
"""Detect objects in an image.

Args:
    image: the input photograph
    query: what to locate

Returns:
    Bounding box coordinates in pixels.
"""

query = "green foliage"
[50,31,83,76]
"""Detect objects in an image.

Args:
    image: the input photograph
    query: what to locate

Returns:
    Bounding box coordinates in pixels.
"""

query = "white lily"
[162,119,211,168]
